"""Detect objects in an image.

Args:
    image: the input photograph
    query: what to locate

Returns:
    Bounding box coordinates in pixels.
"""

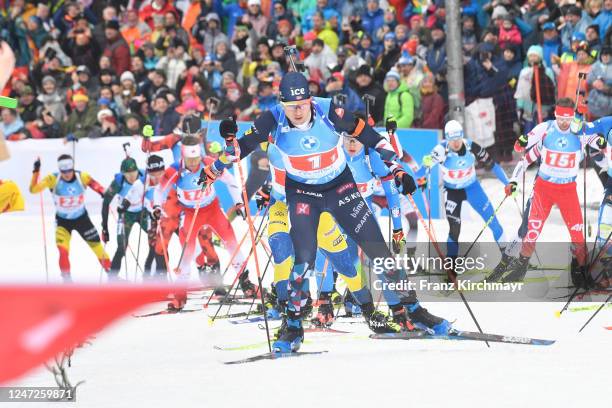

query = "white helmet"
[444,120,464,140]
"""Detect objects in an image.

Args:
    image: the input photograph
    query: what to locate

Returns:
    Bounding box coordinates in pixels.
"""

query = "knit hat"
[42,75,56,85]
[72,93,89,103]
[97,108,113,122]
[491,5,509,20]
[120,157,138,173]
[385,70,401,81]
[526,45,543,60]
[542,22,556,31]
[120,71,136,83]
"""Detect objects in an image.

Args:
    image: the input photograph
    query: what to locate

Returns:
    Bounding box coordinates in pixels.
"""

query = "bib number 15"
[545,151,576,168]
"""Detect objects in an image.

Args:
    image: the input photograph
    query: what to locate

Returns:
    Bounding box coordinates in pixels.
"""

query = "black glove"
[385,116,397,134]
[152,206,162,220]
[234,203,246,220]
[393,169,416,195]
[219,116,238,141]
[117,198,130,214]
[101,225,109,243]
[255,184,271,210]
[33,157,41,173]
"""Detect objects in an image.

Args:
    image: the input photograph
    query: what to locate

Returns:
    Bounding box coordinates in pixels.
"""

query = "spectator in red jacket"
[498,15,522,49]
[414,73,445,130]
[103,20,132,76]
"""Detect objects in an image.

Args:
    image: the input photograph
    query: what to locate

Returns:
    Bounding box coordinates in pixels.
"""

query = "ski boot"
[390,305,419,332]
[570,257,594,289]
[272,318,304,353]
[311,293,334,327]
[362,302,401,333]
[238,269,260,298]
[330,289,343,305]
[343,291,362,317]
[501,255,529,283]
[198,262,227,296]
[487,253,514,282]
[167,290,187,312]
[405,302,451,335]
[301,295,314,318]
[264,288,283,320]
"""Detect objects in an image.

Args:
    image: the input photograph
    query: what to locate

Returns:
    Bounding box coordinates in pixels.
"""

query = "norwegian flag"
[0,284,177,385]
[296,202,310,215]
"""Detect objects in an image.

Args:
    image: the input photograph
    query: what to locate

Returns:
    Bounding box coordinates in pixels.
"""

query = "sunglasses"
[282,100,311,111]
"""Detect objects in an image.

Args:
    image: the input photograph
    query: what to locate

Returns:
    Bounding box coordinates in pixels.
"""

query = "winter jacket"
[361,8,385,40]
[426,41,447,75]
[498,24,522,49]
[560,13,593,52]
[464,57,508,105]
[63,103,98,139]
[103,37,131,76]
[304,46,338,79]
[156,55,189,91]
[593,8,612,39]
[587,60,612,117]
[414,91,445,129]
[37,92,67,123]
[384,82,414,128]
[152,108,181,136]
[355,81,387,124]
[543,37,562,68]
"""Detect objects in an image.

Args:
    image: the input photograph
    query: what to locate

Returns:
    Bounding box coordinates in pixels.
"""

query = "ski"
[133,308,201,318]
[551,289,612,300]
[568,303,612,313]
[210,310,264,320]
[370,329,555,345]
[304,326,351,334]
[223,350,328,365]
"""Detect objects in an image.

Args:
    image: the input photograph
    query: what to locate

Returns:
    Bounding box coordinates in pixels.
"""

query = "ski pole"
[133,126,154,279]
[38,190,49,282]
[110,209,146,276]
[462,196,508,259]
[231,137,272,353]
[207,208,269,319]
[405,193,490,346]
[578,292,612,332]
[557,229,612,316]
[533,62,543,124]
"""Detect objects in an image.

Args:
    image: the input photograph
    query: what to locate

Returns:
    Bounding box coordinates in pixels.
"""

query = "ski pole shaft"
[39,192,49,282]
[232,139,272,353]
[462,196,508,259]
[405,193,490,346]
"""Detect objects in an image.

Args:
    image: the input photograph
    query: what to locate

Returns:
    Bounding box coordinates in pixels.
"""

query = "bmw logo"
[300,136,320,151]
[557,137,568,148]
[457,159,465,167]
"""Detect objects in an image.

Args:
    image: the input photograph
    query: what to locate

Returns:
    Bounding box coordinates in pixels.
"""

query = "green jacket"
[63,102,98,139]
[384,82,414,128]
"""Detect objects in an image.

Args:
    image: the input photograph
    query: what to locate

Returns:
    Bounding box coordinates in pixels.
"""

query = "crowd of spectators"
[1,0,611,162]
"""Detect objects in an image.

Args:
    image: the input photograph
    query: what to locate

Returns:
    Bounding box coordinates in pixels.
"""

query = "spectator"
[361,0,385,41]
[587,45,612,118]
[498,15,522,49]
[140,0,177,30]
[156,38,190,90]
[63,94,97,139]
[92,5,117,47]
[90,109,123,138]
[383,70,414,128]
[515,45,556,132]
[151,92,180,135]
[586,24,602,55]
[522,0,550,48]
[0,108,27,141]
[426,24,447,77]
[324,72,364,113]
[311,11,339,52]
[353,64,387,124]
[18,86,43,126]
[373,33,401,82]
[593,0,612,39]
[72,65,100,101]
[163,11,190,51]
[103,20,131,75]
[124,113,143,136]
[493,46,521,162]
[64,30,102,76]
[302,0,341,34]
[214,41,239,77]
[560,6,591,53]
[413,73,445,130]
[37,109,62,139]
[121,9,152,48]
[397,55,424,108]
[193,13,229,54]
[559,32,588,64]
[267,0,296,39]
[38,76,67,123]
[557,42,594,103]
[541,22,561,68]
[243,0,269,38]
[305,38,338,80]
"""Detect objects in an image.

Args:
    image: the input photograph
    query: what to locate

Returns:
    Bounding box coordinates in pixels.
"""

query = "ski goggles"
[281,98,312,111]
[57,158,74,173]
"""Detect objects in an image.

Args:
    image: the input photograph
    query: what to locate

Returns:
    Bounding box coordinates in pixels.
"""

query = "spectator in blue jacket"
[361,0,385,41]
[542,22,562,68]
[426,24,447,76]
[594,0,612,39]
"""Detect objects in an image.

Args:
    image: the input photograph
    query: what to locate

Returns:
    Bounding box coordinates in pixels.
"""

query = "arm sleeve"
[237,110,277,159]
[155,167,179,207]
[142,133,181,152]
[381,177,403,230]
[29,173,56,194]
[217,167,244,205]
[470,142,509,184]
[102,180,121,229]
[81,172,105,195]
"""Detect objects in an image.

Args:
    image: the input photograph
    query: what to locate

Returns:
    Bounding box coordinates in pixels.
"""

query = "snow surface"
[2,169,611,408]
